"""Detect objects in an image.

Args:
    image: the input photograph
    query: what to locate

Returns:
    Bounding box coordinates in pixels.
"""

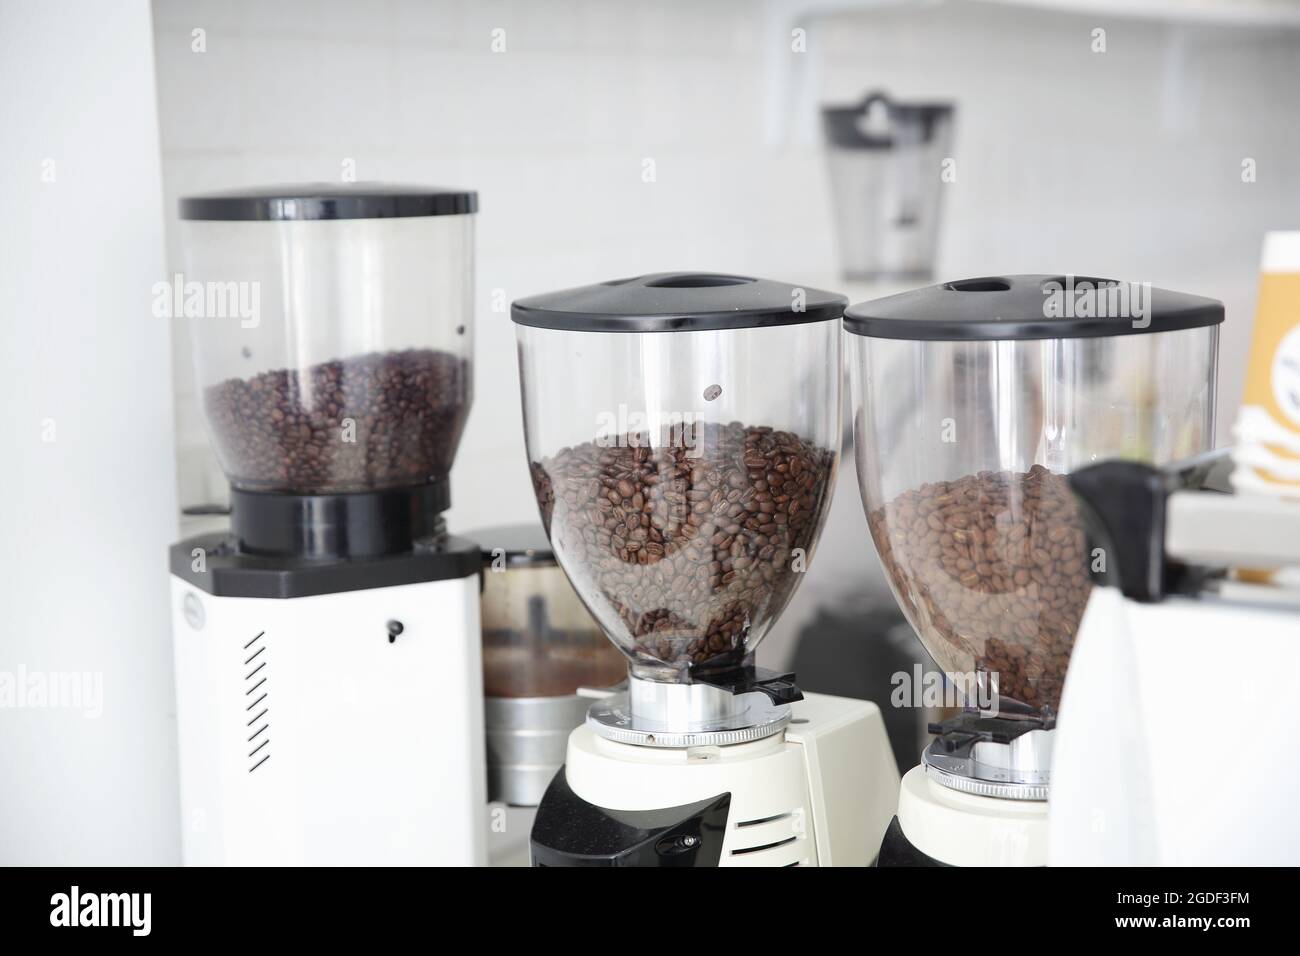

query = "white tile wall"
[153,0,1300,668]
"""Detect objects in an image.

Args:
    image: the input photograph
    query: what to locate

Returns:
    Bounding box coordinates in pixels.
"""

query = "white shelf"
[983,0,1300,27]
[763,0,1300,145]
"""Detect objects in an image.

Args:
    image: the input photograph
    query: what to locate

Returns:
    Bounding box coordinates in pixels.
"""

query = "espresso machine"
[169,185,486,865]
[845,275,1222,866]
[513,273,899,866]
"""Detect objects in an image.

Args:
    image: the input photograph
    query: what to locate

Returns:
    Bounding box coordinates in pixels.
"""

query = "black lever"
[693,666,804,705]
[1068,451,1228,603]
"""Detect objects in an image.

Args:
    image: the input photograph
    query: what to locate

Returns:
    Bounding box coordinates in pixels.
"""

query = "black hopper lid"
[511,272,847,333]
[180,183,478,221]
[844,274,1224,341]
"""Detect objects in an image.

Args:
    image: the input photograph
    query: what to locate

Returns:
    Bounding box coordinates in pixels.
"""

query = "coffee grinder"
[845,275,1222,866]
[513,273,900,867]
[169,185,486,865]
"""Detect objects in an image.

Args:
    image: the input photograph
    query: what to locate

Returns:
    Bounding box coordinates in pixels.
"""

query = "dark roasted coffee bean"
[530,421,833,677]
[204,348,469,493]
[867,468,1090,714]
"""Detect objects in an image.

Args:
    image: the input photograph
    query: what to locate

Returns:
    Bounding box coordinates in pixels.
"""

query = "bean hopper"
[513,272,899,866]
[845,275,1221,866]
[169,185,487,865]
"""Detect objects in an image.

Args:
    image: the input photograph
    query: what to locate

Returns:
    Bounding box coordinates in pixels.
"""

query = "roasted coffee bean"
[531,422,833,675]
[867,464,1089,713]
[204,348,470,493]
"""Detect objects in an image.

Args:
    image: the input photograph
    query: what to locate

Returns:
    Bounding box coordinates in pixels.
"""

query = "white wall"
[818,1,1300,432]
[0,2,180,864]
[152,0,1300,673]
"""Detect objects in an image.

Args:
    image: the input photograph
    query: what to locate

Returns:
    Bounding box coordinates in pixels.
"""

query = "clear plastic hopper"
[512,273,846,739]
[846,275,1222,718]
[179,184,476,496]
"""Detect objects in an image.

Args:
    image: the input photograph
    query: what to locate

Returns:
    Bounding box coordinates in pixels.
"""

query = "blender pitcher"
[822,92,954,281]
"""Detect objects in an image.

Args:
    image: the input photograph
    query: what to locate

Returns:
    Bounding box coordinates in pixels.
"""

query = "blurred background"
[3,0,1299,863]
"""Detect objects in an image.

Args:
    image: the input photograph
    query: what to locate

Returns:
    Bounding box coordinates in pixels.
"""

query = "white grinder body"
[555,692,899,866]
[170,572,486,865]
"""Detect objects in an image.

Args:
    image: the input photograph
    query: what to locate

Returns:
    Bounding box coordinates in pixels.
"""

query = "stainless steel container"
[473,525,625,806]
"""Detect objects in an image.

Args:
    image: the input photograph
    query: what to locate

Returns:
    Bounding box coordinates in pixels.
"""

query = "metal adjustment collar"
[586,672,796,748]
[922,713,1054,801]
